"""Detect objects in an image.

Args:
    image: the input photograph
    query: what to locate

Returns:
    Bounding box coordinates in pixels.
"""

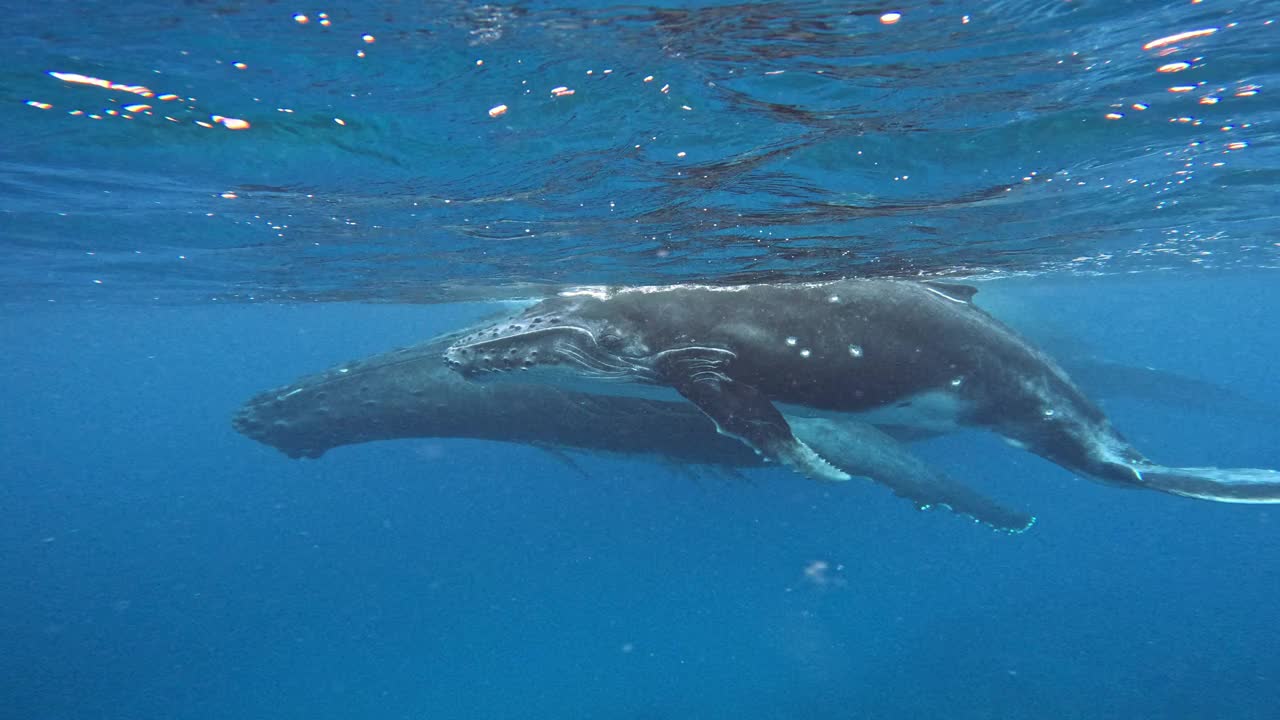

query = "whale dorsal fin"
[922,281,979,303]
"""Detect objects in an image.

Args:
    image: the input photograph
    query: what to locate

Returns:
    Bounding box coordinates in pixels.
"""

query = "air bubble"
[848,344,864,358]
[785,336,798,347]
[950,377,964,387]
[799,348,811,358]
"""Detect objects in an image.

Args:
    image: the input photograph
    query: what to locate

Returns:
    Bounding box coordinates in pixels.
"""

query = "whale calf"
[444,279,1280,504]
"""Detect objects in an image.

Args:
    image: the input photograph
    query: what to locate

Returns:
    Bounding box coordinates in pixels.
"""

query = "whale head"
[443,295,657,385]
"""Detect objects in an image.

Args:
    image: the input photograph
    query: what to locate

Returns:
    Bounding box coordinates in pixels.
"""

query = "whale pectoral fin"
[788,416,1036,533]
[658,358,850,483]
[679,378,850,483]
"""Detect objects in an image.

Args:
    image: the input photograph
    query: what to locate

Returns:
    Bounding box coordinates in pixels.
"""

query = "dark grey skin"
[445,279,1280,504]
[233,336,1036,532]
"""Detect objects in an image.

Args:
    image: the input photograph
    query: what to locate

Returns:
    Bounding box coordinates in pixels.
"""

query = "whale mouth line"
[554,342,651,380]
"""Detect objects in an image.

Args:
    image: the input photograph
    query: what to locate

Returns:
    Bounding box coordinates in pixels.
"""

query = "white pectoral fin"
[775,438,852,482]
[662,360,850,483]
[787,415,1038,533]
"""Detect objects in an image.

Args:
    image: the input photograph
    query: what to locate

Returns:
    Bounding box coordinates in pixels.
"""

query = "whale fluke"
[1133,464,1280,504]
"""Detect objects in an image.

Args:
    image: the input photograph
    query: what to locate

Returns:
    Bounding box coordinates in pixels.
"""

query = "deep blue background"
[3,274,1277,719]
[4,0,1280,716]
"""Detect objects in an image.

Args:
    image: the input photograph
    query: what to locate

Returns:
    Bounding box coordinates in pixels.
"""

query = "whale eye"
[600,332,623,349]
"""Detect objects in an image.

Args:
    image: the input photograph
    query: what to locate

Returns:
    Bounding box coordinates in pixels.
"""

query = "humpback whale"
[444,279,1280,504]
[233,335,1035,532]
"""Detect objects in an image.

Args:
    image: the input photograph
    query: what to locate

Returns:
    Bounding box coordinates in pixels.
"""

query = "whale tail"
[1132,463,1280,504]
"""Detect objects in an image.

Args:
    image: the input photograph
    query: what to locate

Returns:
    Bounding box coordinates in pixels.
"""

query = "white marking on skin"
[1080,428,1147,481]
[621,283,755,295]
[559,287,611,299]
[799,349,811,358]
[557,278,986,303]
[785,336,798,347]
[923,286,970,304]
[848,344,864,358]
[651,346,736,364]
[279,388,303,399]
[562,279,878,300]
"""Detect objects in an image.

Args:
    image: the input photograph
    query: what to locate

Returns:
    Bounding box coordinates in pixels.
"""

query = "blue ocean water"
[2,1,1278,719]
